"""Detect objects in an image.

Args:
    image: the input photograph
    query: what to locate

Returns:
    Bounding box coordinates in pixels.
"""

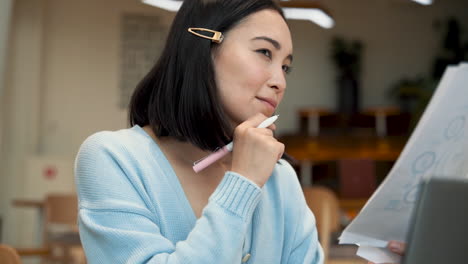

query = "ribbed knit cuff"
[210,171,262,220]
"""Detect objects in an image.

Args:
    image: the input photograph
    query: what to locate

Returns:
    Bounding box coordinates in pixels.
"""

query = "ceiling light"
[141,0,335,29]
[411,0,433,5]
[283,7,335,29]
[142,0,182,12]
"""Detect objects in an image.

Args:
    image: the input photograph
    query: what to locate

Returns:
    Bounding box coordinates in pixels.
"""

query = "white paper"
[339,63,468,263]
[357,246,401,264]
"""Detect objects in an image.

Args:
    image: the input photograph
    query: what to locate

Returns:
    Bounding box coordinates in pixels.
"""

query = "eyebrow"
[251,36,294,62]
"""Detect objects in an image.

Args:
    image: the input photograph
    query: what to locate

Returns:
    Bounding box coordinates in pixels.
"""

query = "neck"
[142,125,232,169]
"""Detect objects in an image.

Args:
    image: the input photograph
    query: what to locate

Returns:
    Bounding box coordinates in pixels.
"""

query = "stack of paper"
[339,63,468,263]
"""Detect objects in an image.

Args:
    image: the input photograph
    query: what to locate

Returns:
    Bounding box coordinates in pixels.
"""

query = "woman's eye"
[257,49,272,59]
[282,65,293,74]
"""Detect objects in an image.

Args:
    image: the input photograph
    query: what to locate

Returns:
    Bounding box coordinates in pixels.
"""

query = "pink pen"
[193,115,279,173]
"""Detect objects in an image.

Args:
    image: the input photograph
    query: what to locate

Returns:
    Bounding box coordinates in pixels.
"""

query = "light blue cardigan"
[74,125,323,263]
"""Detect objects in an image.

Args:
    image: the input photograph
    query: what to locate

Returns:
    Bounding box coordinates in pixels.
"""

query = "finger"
[267,123,276,131]
[240,113,268,128]
[388,241,406,256]
[277,143,285,161]
[256,128,274,136]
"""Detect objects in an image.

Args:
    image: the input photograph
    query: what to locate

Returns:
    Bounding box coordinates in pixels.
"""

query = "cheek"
[277,91,285,105]
[231,59,270,99]
[243,64,269,89]
[215,52,269,97]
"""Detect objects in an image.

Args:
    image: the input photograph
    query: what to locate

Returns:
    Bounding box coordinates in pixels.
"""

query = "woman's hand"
[367,241,406,264]
[231,113,284,187]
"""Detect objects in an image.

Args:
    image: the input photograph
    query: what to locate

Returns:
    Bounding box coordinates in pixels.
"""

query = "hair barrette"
[188,27,224,43]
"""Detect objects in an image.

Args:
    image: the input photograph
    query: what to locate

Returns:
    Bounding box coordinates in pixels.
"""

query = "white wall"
[39,0,174,157]
[1,0,47,245]
[0,0,13,244]
[0,0,12,98]
[1,0,468,244]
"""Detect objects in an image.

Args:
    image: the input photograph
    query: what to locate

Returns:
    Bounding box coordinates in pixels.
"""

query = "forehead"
[226,9,293,52]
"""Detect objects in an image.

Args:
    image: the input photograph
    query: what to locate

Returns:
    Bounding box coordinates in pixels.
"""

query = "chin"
[229,110,274,127]
[261,109,276,117]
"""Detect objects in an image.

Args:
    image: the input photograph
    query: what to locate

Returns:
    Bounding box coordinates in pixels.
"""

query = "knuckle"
[234,123,247,133]
[279,142,285,150]
[233,126,242,137]
[267,139,278,149]
[277,142,285,153]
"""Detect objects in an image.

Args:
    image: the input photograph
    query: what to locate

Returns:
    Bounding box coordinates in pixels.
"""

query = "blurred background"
[1,0,467,263]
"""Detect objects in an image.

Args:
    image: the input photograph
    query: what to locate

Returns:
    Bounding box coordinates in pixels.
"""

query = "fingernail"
[389,242,401,252]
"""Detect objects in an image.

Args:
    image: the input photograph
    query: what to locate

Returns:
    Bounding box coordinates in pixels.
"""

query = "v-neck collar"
[132,125,198,227]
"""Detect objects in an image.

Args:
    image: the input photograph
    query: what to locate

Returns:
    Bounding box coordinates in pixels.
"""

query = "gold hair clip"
[188,27,224,43]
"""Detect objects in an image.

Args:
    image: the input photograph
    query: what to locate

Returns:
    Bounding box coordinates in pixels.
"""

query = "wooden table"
[280,134,407,213]
[13,199,44,208]
[362,107,401,137]
[281,134,406,164]
[298,108,334,137]
[12,198,80,260]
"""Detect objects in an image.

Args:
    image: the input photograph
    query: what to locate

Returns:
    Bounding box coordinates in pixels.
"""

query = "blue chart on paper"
[340,63,468,246]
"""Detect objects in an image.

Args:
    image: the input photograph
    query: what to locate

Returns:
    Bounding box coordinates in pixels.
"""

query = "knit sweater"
[74,125,324,263]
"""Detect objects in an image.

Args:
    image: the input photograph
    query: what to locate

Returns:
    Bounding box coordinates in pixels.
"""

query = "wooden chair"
[43,194,81,263]
[16,194,84,263]
[303,186,341,263]
[0,244,21,264]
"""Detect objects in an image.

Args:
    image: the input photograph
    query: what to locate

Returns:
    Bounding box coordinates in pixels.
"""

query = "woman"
[75,0,323,263]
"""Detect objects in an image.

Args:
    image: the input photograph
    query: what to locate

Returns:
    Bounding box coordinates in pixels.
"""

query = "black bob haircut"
[129,0,285,151]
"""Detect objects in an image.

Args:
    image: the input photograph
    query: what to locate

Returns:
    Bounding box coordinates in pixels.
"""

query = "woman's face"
[213,9,293,126]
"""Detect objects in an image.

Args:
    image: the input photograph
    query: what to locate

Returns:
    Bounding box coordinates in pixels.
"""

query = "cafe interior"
[1,0,467,263]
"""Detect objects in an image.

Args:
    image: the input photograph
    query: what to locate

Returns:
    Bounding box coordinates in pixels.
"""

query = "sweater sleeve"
[287,206,324,264]
[280,161,324,264]
[75,134,262,264]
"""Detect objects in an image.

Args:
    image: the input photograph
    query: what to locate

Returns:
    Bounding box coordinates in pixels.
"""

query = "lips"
[256,97,278,110]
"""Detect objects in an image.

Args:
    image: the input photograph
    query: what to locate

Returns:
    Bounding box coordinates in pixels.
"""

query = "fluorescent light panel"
[142,0,182,12]
[283,7,334,29]
[411,0,433,5]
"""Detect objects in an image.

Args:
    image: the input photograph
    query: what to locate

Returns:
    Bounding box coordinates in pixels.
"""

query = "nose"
[267,65,287,92]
